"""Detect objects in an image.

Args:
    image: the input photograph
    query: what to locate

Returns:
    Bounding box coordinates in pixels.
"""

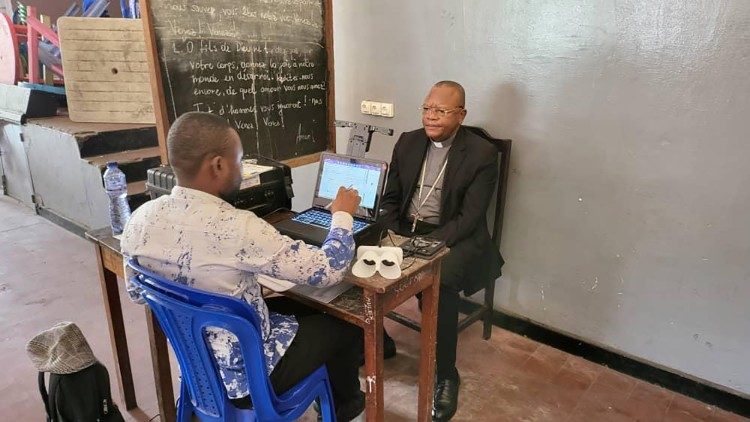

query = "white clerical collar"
[430,131,457,149]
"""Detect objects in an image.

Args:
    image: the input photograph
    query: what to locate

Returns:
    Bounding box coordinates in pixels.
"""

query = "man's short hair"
[434,80,465,107]
[167,112,235,180]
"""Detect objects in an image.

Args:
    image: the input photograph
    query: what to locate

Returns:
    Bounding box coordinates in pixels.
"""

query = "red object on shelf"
[0,13,21,84]
[0,5,64,85]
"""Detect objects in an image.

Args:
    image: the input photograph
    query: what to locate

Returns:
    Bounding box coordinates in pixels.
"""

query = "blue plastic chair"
[126,259,336,422]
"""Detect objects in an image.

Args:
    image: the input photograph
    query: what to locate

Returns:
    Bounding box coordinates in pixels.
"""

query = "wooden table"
[85,228,176,421]
[86,226,445,421]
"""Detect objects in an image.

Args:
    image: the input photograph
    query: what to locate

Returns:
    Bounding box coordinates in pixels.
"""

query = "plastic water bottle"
[103,162,131,235]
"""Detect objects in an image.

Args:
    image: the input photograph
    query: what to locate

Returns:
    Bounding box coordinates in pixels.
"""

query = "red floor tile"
[551,364,598,393]
[665,393,716,421]
[596,367,639,395]
[565,355,604,377]
[527,379,588,416]
[710,409,750,422]
[521,344,569,379]
[582,377,631,406]
[568,398,637,422]
[610,381,673,422]
[494,329,541,354]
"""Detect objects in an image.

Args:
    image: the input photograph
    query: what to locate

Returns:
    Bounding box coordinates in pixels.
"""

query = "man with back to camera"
[379,81,504,421]
[121,112,366,421]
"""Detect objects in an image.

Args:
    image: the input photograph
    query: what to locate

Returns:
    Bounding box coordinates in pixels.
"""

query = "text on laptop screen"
[317,158,383,209]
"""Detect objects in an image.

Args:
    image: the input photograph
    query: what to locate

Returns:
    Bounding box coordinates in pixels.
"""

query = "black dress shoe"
[358,332,397,366]
[432,372,460,421]
[316,390,365,422]
[336,391,366,421]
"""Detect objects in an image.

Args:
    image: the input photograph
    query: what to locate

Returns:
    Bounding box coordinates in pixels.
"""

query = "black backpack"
[37,362,124,422]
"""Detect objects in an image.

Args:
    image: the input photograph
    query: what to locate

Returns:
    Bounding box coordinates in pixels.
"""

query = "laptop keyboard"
[292,209,369,233]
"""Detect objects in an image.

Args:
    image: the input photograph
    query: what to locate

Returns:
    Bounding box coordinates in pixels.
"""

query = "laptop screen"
[312,153,388,220]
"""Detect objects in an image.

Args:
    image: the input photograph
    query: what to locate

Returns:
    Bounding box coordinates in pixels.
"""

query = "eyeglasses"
[419,106,464,118]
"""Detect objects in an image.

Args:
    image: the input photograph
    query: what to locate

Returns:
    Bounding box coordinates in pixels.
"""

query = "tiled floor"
[0,196,746,421]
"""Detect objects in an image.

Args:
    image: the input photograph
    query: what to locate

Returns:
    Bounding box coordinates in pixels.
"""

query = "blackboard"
[141,0,334,165]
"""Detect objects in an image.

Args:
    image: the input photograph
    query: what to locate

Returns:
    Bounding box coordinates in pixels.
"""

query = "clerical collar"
[430,131,457,149]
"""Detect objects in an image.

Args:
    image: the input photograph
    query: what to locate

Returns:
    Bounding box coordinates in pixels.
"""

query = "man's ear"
[208,155,223,178]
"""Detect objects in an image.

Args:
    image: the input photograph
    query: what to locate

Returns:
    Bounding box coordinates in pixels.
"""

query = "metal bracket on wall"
[0,143,4,195]
[334,120,394,158]
[22,133,40,211]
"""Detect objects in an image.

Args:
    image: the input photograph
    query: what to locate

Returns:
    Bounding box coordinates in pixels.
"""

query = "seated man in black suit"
[380,81,504,421]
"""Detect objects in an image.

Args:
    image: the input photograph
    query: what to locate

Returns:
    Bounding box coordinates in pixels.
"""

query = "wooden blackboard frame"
[141,0,335,167]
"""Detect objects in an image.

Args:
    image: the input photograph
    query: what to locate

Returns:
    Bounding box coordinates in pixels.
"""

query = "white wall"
[309,0,750,396]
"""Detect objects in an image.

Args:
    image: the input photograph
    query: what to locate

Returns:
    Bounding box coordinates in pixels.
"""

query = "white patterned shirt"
[121,186,355,399]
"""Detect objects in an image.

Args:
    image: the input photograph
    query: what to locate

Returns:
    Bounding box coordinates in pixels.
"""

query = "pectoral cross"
[411,212,420,233]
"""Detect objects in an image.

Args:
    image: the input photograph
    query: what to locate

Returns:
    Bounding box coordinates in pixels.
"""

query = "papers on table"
[257,274,352,304]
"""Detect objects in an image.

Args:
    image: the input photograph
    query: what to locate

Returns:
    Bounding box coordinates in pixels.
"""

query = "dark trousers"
[435,252,463,380]
[405,221,463,381]
[384,249,466,381]
[232,297,362,408]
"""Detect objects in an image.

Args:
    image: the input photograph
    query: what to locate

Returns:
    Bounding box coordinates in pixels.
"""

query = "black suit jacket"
[380,126,504,294]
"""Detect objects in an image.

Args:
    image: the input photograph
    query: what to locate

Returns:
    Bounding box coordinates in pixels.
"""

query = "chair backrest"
[126,259,282,421]
[463,126,512,248]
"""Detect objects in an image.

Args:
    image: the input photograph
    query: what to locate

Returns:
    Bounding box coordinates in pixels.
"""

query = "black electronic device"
[399,236,446,259]
[146,156,293,217]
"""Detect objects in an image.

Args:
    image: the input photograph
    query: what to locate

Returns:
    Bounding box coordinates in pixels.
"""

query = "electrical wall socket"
[369,102,381,115]
[360,100,395,118]
[380,102,394,117]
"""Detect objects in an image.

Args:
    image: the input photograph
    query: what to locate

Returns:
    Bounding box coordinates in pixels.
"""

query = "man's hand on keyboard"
[330,186,361,215]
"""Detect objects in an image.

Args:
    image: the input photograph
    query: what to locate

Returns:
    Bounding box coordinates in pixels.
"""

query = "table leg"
[145,307,176,422]
[363,290,384,421]
[94,245,137,410]
[417,269,440,421]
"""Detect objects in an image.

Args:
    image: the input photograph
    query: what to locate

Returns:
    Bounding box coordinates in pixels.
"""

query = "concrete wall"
[308,0,750,396]
[0,123,34,207]
[23,123,111,231]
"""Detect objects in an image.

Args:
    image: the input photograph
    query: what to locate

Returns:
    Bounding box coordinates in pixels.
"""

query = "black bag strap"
[93,362,122,420]
[48,373,61,422]
[94,363,112,416]
[38,372,52,422]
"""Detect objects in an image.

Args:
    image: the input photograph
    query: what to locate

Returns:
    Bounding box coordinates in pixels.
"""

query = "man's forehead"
[424,86,461,105]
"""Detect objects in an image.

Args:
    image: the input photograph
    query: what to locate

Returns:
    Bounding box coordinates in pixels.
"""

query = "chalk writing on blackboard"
[148,0,330,160]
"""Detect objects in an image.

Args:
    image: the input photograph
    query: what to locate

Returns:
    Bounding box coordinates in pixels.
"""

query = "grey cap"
[26,322,97,374]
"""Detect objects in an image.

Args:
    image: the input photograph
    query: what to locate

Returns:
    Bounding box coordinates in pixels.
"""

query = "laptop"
[273,153,388,246]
